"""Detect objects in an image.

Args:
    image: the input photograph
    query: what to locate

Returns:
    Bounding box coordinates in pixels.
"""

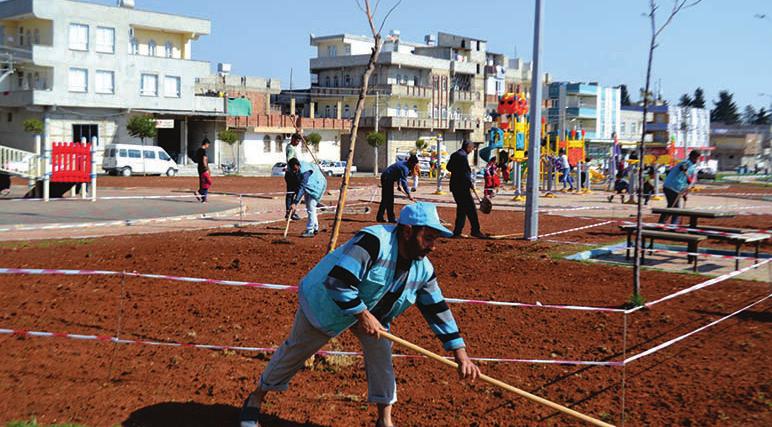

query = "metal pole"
[524,0,545,240]
[90,136,97,201]
[374,91,379,176]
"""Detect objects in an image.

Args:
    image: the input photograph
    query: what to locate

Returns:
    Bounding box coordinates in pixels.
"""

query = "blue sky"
[90,0,771,110]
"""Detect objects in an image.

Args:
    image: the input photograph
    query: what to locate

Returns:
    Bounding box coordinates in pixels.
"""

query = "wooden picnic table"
[651,207,736,228]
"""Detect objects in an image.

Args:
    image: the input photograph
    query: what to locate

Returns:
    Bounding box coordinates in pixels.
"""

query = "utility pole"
[524,0,545,240]
[374,90,380,175]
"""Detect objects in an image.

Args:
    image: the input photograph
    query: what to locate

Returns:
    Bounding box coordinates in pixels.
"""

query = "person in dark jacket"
[376,155,417,223]
[446,141,486,238]
[193,138,210,202]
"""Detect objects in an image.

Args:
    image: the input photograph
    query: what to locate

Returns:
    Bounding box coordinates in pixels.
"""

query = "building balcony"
[565,107,597,118]
[361,116,448,130]
[565,83,598,96]
[450,118,476,130]
[0,90,34,107]
[450,89,478,103]
[193,95,226,114]
[0,44,33,62]
[644,122,668,132]
[380,84,432,98]
[451,61,477,75]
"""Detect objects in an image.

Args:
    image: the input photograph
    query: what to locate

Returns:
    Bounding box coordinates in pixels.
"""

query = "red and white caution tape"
[625,258,771,314]
[538,221,615,238]
[626,221,772,237]
[0,267,626,313]
[0,327,620,366]
[623,294,771,364]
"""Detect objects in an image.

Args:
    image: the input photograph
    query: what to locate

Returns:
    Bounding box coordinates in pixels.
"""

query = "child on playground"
[483,157,500,198]
[198,169,212,203]
[642,167,656,205]
[607,170,629,203]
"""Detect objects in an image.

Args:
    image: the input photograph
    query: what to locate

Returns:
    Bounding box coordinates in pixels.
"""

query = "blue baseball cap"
[398,202,453,238]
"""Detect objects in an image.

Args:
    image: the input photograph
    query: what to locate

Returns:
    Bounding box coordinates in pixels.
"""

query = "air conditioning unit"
[118,0,135,8]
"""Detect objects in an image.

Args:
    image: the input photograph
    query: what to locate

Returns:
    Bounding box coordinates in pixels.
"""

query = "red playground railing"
[51,142,92,183]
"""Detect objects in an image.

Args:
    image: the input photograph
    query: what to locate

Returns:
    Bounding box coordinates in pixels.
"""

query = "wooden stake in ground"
[381,331,615,427]
[326,0,401,254]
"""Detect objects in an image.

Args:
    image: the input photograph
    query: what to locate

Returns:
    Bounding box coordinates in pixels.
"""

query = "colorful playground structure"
[481,87,589,200]
[0,139,97,201]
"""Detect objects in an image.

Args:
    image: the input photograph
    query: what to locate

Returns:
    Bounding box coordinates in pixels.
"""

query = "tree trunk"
[327,36,382,253]
[633,16,657,299]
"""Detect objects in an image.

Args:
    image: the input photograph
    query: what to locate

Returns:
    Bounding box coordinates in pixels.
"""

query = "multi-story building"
[545,81,620,160]
[304,31,491,171]
[0,0,225,165]
[710,124,769,172]
[482,53,532,117]
[196,74,351,169]
[624,104,711,161]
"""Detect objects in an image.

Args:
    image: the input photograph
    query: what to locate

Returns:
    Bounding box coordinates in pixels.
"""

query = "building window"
[164,76,181,97]
[343,104,350,118]
[275,135,284,152]
[413,105,418,117]
[68,68,88,92]
[333,75,339,87]
[95,27,115,53]
[344,44,351,55]
[325,105,331,118]
[327,45,337,57]
[95,70,114,94]
[33,28,40,45]
[344,74,351,87]
[620,122,626,134]
[148,39,157,56]
[413,75,419,86]
[263,135,271,153]
[164,41,173,58]
[324,76,330,87]
[140,73,158,96]
[7,112,12,122]
[68,23,89,51]
[396,73,401,85]
[18,26,23,47]
[130,36,139,55]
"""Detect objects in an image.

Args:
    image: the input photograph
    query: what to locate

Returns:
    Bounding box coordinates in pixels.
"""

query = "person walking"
[239,202,481,427]
[286,157,326,237]
[193,138,210,202]
[284,132,303,220]
[377,155,417,223]
[446,141,486,238]
[659,150,699,224]
[558,148,574,191]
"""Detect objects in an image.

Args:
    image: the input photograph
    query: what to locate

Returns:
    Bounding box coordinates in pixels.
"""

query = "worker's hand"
[453,348,480,381]
[355,310,386,337]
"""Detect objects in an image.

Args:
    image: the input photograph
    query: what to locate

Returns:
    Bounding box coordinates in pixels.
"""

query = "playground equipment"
[0,138,97,201]
[482,87,587,200]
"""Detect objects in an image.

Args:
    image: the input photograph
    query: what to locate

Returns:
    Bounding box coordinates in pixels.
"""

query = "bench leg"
[687,241,697,266]
[626,231,632,261]
[735,243,741,271]
[755,242,760,266]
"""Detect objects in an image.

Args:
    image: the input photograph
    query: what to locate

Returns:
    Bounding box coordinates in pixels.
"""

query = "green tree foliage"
[754,107,770,125]
[710,91,740,124]
[619,84,632,106]
[366,131,386,148]
[742,105,758,125]
[306,132,322,151]
[126,115,157,145]
[415,138,429,152]
[691,87,706,108]
[678,94,693,107]
[218,129,239,146]
[23,118,44,134]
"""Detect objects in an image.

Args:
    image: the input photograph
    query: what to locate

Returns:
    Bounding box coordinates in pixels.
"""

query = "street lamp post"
[524,0,545,240]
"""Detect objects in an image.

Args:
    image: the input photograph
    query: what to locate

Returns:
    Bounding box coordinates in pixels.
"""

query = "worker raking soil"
[241,202,481,427]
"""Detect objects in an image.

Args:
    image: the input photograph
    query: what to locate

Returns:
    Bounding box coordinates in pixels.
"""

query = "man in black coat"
[446,140,486,238]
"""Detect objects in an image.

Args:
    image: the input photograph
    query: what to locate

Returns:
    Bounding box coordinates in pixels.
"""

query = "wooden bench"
[685,230,770,270]
[620,225,707,271]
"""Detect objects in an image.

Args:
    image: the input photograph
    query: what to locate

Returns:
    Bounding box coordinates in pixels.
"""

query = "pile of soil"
[0,206,769,426]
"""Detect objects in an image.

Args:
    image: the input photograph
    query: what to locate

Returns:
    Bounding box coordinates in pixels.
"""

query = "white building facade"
[0,0,224,164]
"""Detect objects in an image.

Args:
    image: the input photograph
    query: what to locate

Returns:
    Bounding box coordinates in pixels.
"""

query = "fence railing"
[0,145,39,178]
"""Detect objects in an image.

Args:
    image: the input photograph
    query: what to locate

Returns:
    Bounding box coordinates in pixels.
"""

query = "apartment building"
[710,124,769,172]
[546,81,620,160]
[0,0,224,165]
[305,31,492,171]
[197,74,351,168]
[483,53,532,117]
[624,104,710,160]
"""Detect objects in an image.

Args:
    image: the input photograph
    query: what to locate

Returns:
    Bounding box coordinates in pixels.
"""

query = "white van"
[103,144,178,176]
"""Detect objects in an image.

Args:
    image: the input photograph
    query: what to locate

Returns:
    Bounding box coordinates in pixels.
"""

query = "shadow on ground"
[123,401,326,427]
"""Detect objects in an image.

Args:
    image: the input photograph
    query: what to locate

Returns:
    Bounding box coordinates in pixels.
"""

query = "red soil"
[0,206,769,426]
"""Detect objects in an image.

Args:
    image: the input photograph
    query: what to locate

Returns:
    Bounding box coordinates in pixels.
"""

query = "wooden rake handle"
[380,331,614,427]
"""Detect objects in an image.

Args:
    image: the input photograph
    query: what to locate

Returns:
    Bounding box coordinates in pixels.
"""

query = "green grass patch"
[0,238,93,250]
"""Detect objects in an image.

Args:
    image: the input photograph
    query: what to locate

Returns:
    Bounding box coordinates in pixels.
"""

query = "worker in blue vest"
[377,155,418,223]
[240,202,480,427]
[659,150,699,224]
[286,157,327,237]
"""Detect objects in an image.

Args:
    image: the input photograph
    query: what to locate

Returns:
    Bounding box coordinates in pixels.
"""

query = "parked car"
[696,167,716,180]
[102,144,178,176]
[271,162,287,176]
[319,160,357,176]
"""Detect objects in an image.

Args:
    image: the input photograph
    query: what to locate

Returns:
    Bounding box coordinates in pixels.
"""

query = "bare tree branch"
[377,0,402,35]
[655,0,703,37]
[354,0,366,15]
[373,0,382,17]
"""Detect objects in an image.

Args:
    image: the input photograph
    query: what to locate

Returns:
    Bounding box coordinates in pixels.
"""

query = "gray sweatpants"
[259,308,397,405]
